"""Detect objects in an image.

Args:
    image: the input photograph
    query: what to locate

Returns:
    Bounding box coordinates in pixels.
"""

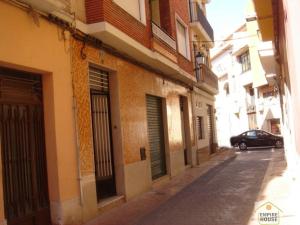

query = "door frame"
[179,95,192,166]
[0,68,51,225]
[146,94,168,180]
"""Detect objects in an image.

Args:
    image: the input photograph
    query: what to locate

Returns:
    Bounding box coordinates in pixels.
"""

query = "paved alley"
[136,150,270,225]
[87,149,292,225]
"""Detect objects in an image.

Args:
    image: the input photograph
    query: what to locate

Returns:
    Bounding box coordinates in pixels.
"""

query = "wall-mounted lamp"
[195,52,205,81]
[195,52,205,65]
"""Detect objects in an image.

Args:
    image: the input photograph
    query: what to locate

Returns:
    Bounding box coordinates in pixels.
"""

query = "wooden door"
[0,68,50,225]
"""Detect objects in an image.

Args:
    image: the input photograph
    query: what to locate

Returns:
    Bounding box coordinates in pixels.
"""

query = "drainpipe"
[69,39,84,208]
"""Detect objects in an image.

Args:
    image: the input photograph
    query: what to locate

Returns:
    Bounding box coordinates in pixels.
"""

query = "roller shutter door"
[146,95,166,180]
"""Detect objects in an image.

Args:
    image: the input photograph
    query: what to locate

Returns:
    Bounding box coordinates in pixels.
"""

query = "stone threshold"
[97,195,125,213]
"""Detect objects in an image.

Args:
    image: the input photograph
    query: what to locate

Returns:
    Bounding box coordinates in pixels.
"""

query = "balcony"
[21,0,72,21]
[196,64,218,94]
[151,22,177,51]
[190,2,214,46]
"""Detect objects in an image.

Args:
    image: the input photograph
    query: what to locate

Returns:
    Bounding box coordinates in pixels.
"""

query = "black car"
[230,130,284,150]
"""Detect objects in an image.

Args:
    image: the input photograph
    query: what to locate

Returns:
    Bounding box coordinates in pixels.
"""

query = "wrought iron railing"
[190,2,214,41]
[151,22,177,50]
[197,63,218,90]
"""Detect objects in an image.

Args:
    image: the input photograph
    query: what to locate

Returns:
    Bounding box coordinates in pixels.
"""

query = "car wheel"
[275,140,283,148]
[239,142,247,151]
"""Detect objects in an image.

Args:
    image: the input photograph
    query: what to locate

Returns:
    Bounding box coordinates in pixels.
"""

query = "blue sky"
[207,0,249,40]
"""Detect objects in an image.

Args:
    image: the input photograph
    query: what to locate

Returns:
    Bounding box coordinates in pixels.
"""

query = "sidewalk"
[246,149,300,225]
[86,149,236,225]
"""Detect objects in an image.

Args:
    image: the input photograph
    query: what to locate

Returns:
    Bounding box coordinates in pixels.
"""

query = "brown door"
[0,68,50,225]
[179,96,188,165]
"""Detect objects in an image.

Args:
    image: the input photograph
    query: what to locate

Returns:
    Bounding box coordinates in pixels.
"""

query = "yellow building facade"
[0,1,219,224]
[0,1,197,224]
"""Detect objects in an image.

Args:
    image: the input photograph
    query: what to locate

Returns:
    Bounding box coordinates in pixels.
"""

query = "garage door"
[146,95,166,180]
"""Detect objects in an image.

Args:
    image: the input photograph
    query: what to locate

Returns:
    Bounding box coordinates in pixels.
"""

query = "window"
[247,131,256,137]
[263,90,275,98]
[257,130,268,137]
[224,83,229,95]
[239,51,251,73]
[196,116,204,140]
[114,0,146,24]
[176,20,190,59]
[249,88,254,96]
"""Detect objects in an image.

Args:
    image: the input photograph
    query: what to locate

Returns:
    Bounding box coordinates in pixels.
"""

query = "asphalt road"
[135,149,273,225]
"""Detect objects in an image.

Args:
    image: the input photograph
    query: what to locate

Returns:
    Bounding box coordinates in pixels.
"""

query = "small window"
[224,83,229,95]
[239,51,251,73]
[263,90,274,98]
[196,116,204,140]
[249,88,254,96]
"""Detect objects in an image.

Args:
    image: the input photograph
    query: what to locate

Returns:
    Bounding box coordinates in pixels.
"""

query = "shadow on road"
[135,150,276,225]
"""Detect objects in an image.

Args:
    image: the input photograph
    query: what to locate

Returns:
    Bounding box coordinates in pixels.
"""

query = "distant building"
[211,19,281,147]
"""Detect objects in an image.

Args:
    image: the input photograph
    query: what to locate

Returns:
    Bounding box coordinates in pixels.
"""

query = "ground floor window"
[196,116,204,140]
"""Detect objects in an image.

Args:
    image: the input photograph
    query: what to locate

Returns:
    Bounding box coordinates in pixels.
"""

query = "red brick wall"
[85,0,194,76]
[86,0,151,48]
[85,0,103,22]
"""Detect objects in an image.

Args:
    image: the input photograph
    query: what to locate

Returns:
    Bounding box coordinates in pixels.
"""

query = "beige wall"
[0,1,80,224]
[71,37,194,200]
[281,0,300,171]
[192,88,217,165]
[246,1,268,88]
[71,0,86,22]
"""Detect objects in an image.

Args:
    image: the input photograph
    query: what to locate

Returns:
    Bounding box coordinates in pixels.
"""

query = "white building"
[211,23,282,147]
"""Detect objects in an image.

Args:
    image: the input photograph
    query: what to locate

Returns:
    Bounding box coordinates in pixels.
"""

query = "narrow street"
[88,149,292,225]
[136,150,270,225]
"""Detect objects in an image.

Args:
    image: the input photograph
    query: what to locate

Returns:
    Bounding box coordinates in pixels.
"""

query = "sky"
[207,0,249,40]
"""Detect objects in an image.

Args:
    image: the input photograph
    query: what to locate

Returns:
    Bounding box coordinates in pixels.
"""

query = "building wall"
[278,0,300,173]
[0,1,81,225]
[71,35,195,206]
[192,88,217,164]
[212,21,282,147]
[84,0,194,77]
[85,0,151,48]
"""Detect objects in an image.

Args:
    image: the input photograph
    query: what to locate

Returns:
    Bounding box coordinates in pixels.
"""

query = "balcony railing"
[190,2,214,41]
[197,64,218,90]
[151,22,177,51]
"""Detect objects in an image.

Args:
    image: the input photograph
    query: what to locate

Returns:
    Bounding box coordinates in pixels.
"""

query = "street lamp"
[195,52,205,81]
[195,52,205,65]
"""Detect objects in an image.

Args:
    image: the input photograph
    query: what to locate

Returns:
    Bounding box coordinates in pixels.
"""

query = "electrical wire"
[192,34,258,44]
